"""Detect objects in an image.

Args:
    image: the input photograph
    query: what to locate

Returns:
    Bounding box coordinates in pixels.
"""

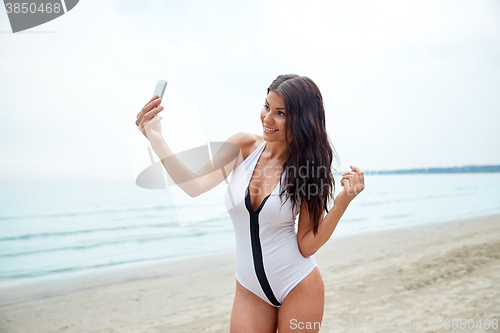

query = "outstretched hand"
[135,95,164,142]
[337,165,365,206]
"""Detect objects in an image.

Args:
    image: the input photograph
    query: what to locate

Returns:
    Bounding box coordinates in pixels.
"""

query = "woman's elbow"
[181,180,204,197]
[186,188,201,198]
[298,243,316,258]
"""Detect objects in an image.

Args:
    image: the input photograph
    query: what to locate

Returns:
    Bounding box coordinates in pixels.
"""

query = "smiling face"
[261,90,289,143]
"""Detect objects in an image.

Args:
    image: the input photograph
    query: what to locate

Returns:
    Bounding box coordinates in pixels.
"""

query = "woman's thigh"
[277,267,325,333]
[230,280,279,333]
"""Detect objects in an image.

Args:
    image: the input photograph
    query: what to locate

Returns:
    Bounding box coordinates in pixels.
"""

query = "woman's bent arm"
[297,199,349,257]
[297,166,365,257]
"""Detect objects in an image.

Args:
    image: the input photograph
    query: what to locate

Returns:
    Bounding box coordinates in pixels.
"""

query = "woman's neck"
[263,140,289,163]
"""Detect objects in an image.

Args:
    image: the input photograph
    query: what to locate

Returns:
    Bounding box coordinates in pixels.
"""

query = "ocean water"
[1,173,499,284]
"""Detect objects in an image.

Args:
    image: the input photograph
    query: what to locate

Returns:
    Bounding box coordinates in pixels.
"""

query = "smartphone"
[152,80,167,119]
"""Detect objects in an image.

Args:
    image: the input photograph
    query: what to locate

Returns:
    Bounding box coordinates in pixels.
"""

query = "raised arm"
[135,95,246,197]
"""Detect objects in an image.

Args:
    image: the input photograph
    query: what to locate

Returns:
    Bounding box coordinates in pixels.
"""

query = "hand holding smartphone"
[152,80,167,119]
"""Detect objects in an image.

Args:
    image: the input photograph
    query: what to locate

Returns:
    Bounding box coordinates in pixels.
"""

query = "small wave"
[380,213,415,219]
[0,215,231,242]
[454,186,477,191]
[0,256,175,279]
[0,231,208,258]
[0,245,237,280]
[0,223,181,242]
[421,193,474,200]
[359,200,392,206]
[343,217,369,222]
[110,214,177,221]
[0,204,175,221]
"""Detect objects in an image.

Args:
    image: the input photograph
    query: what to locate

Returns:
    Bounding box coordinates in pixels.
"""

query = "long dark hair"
[269,74,339,236]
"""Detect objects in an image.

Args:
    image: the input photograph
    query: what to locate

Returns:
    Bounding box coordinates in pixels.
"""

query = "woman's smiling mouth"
[264,126,279,133]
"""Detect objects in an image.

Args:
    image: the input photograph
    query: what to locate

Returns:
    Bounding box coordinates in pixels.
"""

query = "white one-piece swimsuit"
[224,140,317,307]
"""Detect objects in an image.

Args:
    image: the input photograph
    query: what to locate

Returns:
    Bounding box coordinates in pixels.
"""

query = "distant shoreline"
[356,165,500,175]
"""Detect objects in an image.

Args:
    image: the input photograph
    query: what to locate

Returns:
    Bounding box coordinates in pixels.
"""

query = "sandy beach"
[1,213,499,333]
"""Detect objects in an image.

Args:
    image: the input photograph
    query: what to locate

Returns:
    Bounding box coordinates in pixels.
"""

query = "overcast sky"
[1,0,499,182]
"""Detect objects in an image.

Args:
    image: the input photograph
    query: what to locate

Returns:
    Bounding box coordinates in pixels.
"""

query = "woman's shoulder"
[225,132,264,161]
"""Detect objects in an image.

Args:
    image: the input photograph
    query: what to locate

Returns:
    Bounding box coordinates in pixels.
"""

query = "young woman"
[135,74,365,332]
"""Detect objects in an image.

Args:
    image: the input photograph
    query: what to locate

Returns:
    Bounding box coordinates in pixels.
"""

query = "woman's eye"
[263,104,270,110]
[278,111,285,116]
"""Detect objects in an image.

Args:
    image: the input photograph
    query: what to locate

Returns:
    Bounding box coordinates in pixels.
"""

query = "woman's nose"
[263,112,273,122]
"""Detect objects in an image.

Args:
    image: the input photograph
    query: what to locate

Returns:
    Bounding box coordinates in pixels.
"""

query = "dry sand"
[1,213,499,333]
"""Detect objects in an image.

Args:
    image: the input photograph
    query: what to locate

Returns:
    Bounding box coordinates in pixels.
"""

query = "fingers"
[350,165,361,172]
[350,165,364,179]
[340,171,357,183]
[145,114,162,127]
[349,166,365,189]
[341,167,364,182]
[136,99,162,134]
[343,166,364,176]
[340,174,355,185]
[340,166,365,190]
[150,97,162,110]
[141,98,162,119]
[137,107,163,129]
[135,95,163,131]
[137,97,162,119]
[145,105,164,121]
[144,95,159,107]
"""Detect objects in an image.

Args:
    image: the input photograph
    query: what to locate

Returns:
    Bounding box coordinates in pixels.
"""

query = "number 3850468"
[5,2,62,14]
